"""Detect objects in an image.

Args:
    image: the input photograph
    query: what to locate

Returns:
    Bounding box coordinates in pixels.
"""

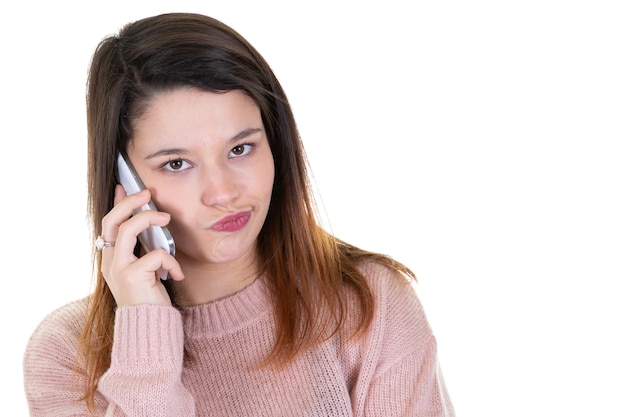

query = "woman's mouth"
[210,211,251,232]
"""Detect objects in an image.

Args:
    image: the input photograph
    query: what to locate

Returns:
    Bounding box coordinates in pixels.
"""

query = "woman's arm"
[24,301,195,416]
[351,262,455,417]
[362,337,455,416]
[97,305,195,416]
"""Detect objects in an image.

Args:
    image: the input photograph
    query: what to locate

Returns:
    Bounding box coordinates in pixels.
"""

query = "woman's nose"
[200,166,240,206]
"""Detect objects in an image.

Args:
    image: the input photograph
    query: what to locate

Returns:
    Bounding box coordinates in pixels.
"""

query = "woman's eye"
[163,159,190,171]
[229,144,253,157]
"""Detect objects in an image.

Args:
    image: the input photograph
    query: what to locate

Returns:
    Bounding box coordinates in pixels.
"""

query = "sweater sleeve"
[97,305,195,416]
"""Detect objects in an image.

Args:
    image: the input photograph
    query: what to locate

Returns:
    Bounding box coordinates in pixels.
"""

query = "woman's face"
[126,88,275,270]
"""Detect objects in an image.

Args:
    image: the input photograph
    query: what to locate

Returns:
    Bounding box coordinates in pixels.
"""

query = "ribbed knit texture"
[24,262,455,416]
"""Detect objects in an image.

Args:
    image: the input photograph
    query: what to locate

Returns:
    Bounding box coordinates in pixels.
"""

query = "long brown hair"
[80,12,414,407]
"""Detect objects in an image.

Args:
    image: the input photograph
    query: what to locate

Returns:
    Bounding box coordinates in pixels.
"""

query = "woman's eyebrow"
[144,128,263,160]
[144,148,188,160]
[230,127,263,143]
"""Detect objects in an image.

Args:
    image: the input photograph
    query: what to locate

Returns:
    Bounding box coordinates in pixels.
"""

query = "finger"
[101,188,152,242]
[106,250,183,306]
[100,189,153,272]
[113,184,127,205]
[139,249,185,282]
[113,210,172,266]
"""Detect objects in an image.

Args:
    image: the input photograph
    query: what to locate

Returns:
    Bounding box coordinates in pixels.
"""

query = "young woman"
[24,13,455,416]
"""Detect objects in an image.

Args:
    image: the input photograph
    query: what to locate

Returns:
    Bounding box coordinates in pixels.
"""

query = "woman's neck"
[168,250,260,306]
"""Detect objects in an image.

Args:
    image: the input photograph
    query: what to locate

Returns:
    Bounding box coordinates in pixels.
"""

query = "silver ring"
[95,235,115,251]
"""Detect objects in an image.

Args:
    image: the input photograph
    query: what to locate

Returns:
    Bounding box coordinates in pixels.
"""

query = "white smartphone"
[116,152,175,280]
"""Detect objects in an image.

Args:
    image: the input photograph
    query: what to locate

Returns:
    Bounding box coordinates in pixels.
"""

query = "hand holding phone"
[116,152,175,280]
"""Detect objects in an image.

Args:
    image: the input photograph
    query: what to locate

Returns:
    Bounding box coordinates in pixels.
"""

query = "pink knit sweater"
[24,262,454,416]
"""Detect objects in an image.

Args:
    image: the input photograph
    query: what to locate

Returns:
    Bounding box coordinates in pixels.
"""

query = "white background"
[2,1,624,415]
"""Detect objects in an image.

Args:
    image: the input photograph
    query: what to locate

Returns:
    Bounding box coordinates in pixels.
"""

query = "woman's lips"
[210,211,251,232]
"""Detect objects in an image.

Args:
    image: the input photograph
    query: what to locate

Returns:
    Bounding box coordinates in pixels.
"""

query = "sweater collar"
[179,275,272,338]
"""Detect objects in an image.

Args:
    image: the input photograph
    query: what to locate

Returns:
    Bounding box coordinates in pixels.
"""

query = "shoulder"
[24,298,110,413]
[344,261,454,416]
[357,260,429,320]
[24,297,89,372]
[27,298,88,343]
[355,260,435,353]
